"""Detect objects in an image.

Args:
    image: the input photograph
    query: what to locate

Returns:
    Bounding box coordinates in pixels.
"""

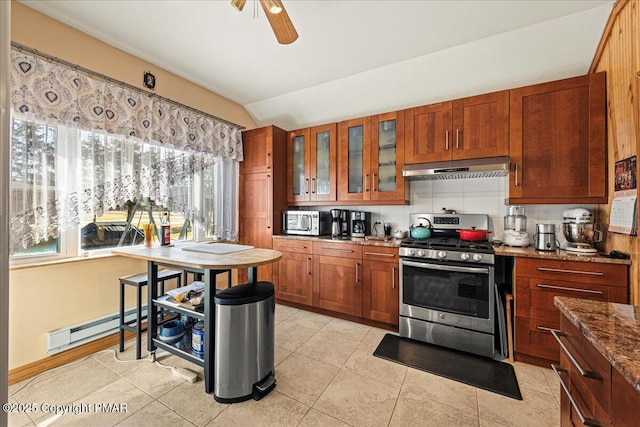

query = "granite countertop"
[272,234,402,248]
[494,245,631,265]
[554,296,640,393]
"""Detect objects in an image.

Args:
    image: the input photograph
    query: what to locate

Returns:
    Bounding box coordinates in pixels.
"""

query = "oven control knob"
[460,253,470,261]
[417,250,427,257]
[406,249,416,256]
[472,254,482,262]
[437,251,447,258]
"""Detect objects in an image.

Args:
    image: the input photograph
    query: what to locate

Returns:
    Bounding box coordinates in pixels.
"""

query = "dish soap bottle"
[161,211,171,246]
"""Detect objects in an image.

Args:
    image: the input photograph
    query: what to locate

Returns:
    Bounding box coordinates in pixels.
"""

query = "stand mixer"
[504,205,531,247]
[562,208,602,255]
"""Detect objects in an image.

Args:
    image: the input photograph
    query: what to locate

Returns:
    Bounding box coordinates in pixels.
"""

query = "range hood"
[402,156,511,181]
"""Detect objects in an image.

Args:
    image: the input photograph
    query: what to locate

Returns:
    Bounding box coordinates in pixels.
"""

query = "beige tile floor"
[8,305,560,427]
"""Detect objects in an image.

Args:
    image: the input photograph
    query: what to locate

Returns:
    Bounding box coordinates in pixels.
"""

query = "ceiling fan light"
[231,0,246,12]
[262,0,283,14]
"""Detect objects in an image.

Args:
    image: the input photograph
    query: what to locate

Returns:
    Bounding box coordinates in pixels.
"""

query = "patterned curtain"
[9,51,242,253]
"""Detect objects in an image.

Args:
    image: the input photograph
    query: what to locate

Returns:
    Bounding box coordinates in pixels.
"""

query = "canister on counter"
[192,321,204,354]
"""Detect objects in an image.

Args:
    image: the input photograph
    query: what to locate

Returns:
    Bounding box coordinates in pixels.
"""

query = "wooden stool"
[119,269,182,359]
[505,293,514,362]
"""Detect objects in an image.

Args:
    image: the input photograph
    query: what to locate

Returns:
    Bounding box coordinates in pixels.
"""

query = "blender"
[503,205,531,246]
[562,208,602,255]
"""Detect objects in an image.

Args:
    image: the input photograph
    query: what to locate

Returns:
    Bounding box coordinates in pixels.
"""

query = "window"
[9,117,220,261]
[9,49,242,262]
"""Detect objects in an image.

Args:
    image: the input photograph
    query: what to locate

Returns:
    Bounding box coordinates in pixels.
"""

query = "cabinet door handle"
[551,330,603,380]
[536,283,604,295]
[372,173,377,192]
[280,244,307,249]
[266,174,271,229]
[514,163,519,187]
[311,178,316,194]
[266,152,271,169]
[552,364,604,427]
[333,248,355,253]
[305,178,309,194]
[537,267,604,276]
[365,174,369,192]
[535,325,556,333]
[307,257,312,275]
[456,129,460,149]
[364,251,395,257]
[392,267,396,289]
[445,130,449,151]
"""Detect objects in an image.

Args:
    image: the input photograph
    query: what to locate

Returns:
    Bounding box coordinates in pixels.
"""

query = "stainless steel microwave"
[282,210,331,236]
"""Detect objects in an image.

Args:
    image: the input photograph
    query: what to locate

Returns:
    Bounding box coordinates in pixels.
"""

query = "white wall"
[305,176,593,246]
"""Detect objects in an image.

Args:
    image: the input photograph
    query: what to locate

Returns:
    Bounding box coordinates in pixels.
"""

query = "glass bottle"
[161,211,171,246]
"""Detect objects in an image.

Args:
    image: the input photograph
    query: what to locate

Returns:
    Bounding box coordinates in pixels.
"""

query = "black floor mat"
[373,334,522,400]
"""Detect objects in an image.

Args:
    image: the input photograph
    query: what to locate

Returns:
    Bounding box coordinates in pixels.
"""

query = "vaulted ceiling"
[20,0,614,130]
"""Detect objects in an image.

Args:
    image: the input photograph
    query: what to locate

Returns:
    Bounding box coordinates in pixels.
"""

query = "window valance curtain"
[8,50,243,253]
[10,51,243,160]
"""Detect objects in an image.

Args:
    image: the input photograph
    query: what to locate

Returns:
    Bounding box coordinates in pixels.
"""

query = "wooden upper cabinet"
[338,112,408,203]
[405,101,453,163]
[405,91,509,164]
[370,111,408,202]
[338,117,372,202]
[508,72,607,204]
[287,125,337,204]
[240,126,274,174]
[452,91,510,160]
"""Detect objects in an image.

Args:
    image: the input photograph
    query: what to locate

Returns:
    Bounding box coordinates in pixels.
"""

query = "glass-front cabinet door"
[370,111,408,202]
[338,117,371,201]
[287,128,311,203]
[310,124,336,202]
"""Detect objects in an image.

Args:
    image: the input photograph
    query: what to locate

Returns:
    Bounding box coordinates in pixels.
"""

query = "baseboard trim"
[9,329,137,385]
[275,298,399,332]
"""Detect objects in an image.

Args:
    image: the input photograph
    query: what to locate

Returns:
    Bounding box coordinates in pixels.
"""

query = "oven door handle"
[401,259,490,275]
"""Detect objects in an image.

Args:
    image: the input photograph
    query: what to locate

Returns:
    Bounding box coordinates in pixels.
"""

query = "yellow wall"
[9,2,250,369]
[592,0,640,305]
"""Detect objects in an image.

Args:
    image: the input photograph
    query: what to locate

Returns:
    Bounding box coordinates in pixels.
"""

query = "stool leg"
[136,284,143,360]
[119,281,125,353]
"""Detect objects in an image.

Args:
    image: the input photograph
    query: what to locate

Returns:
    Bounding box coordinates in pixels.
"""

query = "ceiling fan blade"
[259,0,298,45]
[230,0,246,12]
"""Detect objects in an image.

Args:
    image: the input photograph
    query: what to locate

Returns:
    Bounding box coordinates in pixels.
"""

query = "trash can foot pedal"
[252,373,276,401]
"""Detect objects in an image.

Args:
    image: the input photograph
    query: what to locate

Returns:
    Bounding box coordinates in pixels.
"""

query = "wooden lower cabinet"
[515,258,628,365]
[362,247,399,325]
[556,312,640,427]
[272,238,399,326]
[313,254,362,317]
[272,238,313,305]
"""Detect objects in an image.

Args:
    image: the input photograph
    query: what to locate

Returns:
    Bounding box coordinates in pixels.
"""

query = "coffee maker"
[350,211,370,238]
[330,209,350,238]
[340,210,349,236]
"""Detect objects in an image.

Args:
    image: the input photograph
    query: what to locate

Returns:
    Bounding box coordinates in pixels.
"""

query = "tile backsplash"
[302,176,594,244]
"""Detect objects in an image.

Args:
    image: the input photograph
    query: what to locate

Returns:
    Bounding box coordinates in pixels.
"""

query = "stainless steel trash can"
[213,281,276,403]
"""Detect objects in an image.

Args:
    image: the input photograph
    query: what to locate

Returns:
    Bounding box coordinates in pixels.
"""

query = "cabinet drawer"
[516,276,615,318]
[516,258,628,287]
[558,315,611,416]
[362,246,399,262]
[515,316,559,361]
[313,241,362,259]
[273,238,313,254]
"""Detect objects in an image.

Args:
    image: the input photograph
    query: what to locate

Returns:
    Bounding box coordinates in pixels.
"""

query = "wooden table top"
[112,243,282,270]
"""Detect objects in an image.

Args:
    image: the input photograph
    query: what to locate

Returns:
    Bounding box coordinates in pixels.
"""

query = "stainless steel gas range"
[399,213,504,359]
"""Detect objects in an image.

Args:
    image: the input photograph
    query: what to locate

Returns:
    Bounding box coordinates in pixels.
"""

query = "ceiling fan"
[230,0,298,45]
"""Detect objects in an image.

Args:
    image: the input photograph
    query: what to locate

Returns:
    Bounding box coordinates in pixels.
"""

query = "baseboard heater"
[46,306,147,355]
